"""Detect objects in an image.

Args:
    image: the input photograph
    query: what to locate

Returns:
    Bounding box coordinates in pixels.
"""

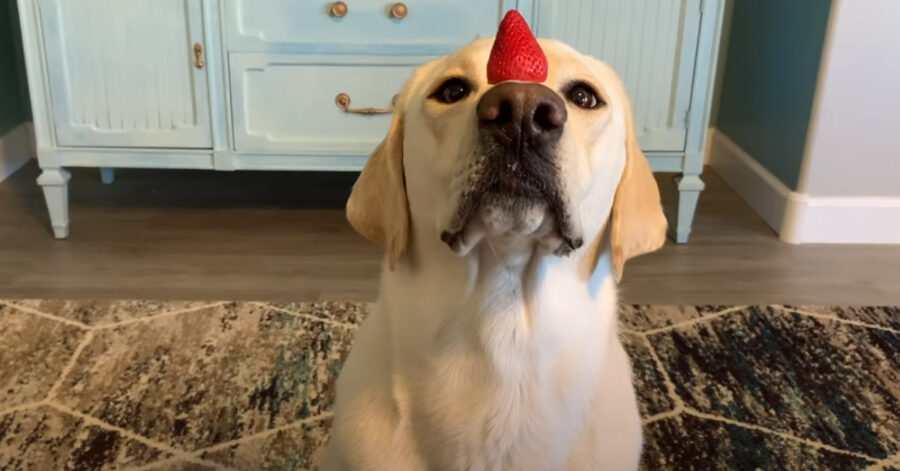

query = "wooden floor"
[1,161,898,305]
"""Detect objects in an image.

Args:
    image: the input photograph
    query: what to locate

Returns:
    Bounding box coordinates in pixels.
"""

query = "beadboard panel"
[38,0,212,148]
[532,0,700,152]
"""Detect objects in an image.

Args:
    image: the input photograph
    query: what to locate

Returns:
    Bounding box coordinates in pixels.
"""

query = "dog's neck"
[380,220,619,373]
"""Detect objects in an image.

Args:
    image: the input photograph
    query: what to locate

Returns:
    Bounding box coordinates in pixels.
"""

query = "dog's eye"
[567,83,603,109]
[433,78,471,104]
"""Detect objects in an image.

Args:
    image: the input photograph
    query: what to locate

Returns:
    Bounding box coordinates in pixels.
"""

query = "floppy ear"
[609,94,668,280]
[346,96,409,270]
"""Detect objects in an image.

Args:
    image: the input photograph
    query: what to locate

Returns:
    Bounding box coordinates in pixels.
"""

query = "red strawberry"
[487,10,548,84]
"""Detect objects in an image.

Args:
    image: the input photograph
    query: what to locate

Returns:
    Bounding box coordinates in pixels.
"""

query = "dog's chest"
[407,303,608,470]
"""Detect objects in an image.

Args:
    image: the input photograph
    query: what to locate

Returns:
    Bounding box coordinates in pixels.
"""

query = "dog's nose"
[477,82,567,145]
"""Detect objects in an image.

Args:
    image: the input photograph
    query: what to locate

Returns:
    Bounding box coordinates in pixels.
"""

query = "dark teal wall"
[716,0,832,190]
[1,0,29,136]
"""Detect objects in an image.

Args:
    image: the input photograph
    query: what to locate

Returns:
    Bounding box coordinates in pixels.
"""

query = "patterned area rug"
[0,300,897,471]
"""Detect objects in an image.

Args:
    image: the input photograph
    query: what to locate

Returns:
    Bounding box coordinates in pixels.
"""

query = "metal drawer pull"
[193,43,204,69]
[390,2,408,19]
[335,93,396,115]
[330,1,348,17]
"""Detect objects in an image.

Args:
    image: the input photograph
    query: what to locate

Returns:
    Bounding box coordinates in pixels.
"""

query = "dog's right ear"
[346,94,409,270]
[608,89,667,280]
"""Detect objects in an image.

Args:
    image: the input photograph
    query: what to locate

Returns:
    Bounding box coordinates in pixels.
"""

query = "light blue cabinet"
[17,0,723,242]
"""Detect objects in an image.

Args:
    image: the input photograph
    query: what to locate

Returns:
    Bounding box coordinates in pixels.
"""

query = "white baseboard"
[781,194,900,244]
[0,122,34,182]
[707,129,794,234]
[708,129,900,244]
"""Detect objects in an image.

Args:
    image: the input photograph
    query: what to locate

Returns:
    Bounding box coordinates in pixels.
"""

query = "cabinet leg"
[37,168,71,239]
[672,174,704,244]
[100,167,115,184]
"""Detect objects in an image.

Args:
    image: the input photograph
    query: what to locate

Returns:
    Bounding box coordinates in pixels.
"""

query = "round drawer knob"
[390,2,408,19]
[330,1,348,18]
[335,93,351,109]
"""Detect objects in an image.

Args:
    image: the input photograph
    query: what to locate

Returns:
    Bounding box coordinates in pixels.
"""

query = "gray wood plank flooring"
[1,162,897,305]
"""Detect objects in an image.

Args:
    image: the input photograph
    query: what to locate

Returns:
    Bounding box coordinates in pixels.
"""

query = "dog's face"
[347,38,666,278]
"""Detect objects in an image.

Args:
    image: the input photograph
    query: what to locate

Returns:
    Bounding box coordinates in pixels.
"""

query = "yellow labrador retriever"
[321,30,666,471]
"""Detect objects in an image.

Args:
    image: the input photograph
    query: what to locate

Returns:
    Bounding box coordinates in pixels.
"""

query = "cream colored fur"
[323,38,666,471]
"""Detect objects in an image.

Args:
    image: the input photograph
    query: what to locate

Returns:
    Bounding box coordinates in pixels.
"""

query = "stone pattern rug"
[0,300,897,471]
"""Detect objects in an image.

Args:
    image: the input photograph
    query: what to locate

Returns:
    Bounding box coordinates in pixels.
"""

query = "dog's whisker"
[485,238,500,261]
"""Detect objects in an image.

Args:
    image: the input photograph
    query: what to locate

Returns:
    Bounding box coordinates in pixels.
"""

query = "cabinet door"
[529,0,701,152]
[39,0,212,148]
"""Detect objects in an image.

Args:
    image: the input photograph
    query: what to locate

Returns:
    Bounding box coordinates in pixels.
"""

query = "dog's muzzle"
[440,83,583,257]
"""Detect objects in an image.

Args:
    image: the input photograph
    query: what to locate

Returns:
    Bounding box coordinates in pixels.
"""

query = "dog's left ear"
[346,94,409,270]
[608,92,668,280]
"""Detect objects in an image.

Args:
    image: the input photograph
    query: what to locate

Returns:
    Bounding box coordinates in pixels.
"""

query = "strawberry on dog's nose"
[477,82,567,145]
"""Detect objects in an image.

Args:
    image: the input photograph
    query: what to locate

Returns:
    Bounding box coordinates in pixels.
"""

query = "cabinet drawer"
[225,0,516,54]
[230,53,427,154]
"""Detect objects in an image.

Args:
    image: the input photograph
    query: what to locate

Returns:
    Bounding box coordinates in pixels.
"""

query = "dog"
[321,15,666,470]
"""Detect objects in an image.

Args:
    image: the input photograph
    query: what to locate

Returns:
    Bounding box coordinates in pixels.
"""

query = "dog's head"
[347,25,666,279]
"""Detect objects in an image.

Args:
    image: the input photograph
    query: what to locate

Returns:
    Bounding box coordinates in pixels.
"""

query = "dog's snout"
[477,83,567,144]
